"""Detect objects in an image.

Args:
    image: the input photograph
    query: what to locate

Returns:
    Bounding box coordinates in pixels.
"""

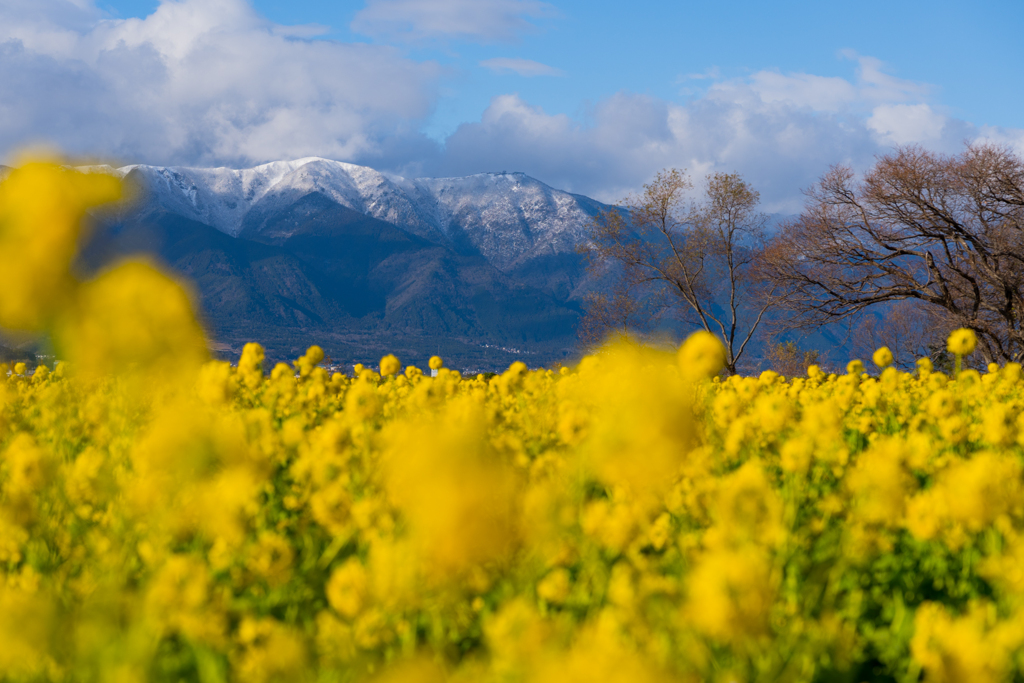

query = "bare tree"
[580,169,777,373]
[762,143,1024,364]
[765,341,820,377]
[849,300,941,370]
[576,283,662,348]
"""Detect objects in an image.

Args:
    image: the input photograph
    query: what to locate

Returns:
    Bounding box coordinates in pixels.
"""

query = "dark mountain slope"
[79,207,361,333]
[81,190,583,367]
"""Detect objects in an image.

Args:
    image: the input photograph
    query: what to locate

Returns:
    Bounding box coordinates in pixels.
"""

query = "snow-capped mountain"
[67,158,612,368]
[98,158,606,272]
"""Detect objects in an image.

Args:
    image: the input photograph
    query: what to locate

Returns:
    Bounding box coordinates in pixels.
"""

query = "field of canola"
[2,162,1024,683]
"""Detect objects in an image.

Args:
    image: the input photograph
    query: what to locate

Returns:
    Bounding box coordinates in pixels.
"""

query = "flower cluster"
[4,163,1024,683]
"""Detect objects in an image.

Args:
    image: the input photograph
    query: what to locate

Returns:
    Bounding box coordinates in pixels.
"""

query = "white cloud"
[430,55,1019,212]
[479,57,563,77]
[867,103,948,145]
[747,72,857,113]
[975,126,1024,158]
[435,91,885,211]
[1,6,1019,215]
[740,52,930,115]
[268,23,332,39]
[844,50,931,104]
[0,0,442,167]
[351,0,556,44]
[0,0,101,37]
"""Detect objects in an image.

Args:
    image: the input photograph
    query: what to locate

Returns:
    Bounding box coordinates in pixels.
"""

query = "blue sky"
[3,0,1023,210]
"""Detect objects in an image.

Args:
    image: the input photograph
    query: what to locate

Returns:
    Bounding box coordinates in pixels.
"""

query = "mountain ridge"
[92,158,601,275]
[0,159,841,371]
[76,158,607,369]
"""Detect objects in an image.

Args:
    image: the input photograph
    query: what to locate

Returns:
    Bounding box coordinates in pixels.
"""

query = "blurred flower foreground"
[3,163,1024,683]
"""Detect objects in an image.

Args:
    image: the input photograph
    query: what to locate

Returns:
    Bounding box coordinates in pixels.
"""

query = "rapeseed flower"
[948,328,978,355]
[379,354,401,377]
[8,156,1024,683]
[872,345,894,368]
[678,329,727,378]
[326,558,369,619]
[0,162,121,329]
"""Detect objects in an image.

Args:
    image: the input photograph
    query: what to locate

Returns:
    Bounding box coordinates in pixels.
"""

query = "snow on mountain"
[101,158,603,272]
[412,173,598,270]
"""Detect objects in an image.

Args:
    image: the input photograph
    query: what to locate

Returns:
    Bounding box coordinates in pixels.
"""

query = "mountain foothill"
[71,158,606,370]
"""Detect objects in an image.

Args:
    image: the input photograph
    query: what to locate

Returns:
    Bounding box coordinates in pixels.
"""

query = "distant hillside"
[0,333,38,365]
[78,159,613,370]
[0,157,867,372]
[65,158,867,372]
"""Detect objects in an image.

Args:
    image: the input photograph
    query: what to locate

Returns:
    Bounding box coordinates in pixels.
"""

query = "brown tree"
[581,169,777,373]
[765,341,820,377]
[762,143,1024,363]
[850,300,942,370]
[576,283,663,348]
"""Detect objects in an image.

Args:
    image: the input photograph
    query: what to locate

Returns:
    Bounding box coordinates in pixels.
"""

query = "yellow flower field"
[3,163,1024,682]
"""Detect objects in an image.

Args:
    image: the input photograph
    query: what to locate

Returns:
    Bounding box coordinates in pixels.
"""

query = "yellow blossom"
[379,354,401,377]
[678,330,727,379]
[326,558,369,619]
[872,346,893,368]
[0,162,121,329]
[947,328,977,355]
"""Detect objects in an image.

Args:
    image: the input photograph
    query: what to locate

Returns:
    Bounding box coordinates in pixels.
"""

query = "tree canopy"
[580,169,775,373]
[762,143,1024,363]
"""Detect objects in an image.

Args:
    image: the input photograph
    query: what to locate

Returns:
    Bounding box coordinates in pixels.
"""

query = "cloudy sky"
[2,0,1022,211]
